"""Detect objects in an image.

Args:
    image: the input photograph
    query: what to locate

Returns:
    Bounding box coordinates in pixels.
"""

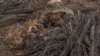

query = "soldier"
[36,0,74,40]
[39,0,74,28]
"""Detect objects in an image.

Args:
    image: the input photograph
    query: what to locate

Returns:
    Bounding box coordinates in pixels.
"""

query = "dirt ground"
[0,0,100,56]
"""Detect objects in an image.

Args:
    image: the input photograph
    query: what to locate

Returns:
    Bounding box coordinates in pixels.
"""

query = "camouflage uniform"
[38,1,74,28]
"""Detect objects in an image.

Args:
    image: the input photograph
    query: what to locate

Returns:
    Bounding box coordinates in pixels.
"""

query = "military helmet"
[46,0,74,15]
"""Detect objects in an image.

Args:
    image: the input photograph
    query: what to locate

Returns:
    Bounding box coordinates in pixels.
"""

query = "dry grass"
[0,0,100,56]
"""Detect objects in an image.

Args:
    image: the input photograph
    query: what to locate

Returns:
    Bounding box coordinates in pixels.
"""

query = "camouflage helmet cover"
[47,7,74,15]
[46,0,74,15]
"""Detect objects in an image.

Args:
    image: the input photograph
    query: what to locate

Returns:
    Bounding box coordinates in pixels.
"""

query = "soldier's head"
[45,0,74,26]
